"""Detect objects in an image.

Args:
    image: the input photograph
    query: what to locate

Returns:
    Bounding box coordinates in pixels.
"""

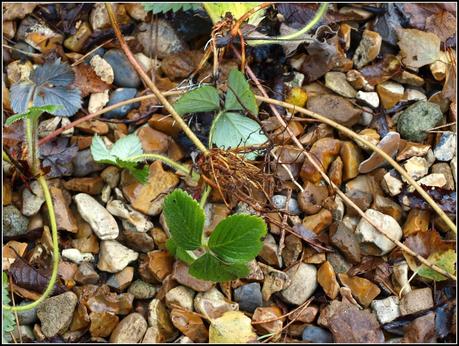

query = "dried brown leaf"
[72,63,110,98]
[360,54,401,86]
[9,255,67,295]
[403,231,454,259]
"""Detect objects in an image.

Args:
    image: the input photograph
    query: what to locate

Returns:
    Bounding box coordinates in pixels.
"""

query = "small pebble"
[234,283,263,313]
[104,88,140,119]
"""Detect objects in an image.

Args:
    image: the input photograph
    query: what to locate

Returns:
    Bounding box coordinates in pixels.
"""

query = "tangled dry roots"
[197,147,275,210]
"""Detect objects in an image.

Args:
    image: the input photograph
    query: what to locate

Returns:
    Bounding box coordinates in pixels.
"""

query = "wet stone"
[252,306,284,341]
[307,94,362,127]
[297,182,329,215]
[105,88,140,119]
[234,283,263,313]
[74,262,100,285]
[302,209,333,234]
[338,273,380,307]
[104,49,141,88]
[107,266,134,292]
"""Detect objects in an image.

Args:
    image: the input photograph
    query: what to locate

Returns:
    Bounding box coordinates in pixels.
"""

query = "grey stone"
[399,288,434,316]
[3,205,29,238]
[110,313,148,343]
[433,131,456,161]
[326,251,352,274]
[165,285,195,311]
[397,101,444,142]
[74,193,119,240]
[17,300,38,325]
[128,280,157,299]
[371,296,400,324]
[37,292,78,337]
[302,325,333,343]
[272,195,300,215]
[234,283,263,313]
[72,149,105,177]
[97,240,139,273]
[104,88,140,118]
[355,209,403,256]
[104,49,141,88]
[137,21,186,59]
[280,263,317,305]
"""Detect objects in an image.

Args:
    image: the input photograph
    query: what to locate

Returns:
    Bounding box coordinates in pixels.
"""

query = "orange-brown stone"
[300,138,341,184]
[338,273,381,307]
[317,261,340,299]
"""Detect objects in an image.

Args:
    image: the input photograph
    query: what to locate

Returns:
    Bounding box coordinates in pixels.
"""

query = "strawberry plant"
[164,189,267,282]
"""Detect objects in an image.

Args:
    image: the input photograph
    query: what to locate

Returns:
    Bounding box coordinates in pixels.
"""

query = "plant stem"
[128,153,200,182]
[2,175,59,311]
[199,184,212,209]
[38,91,183,146]
[247,2,329,46]
[105,4,209,155]
[255,95,457,235]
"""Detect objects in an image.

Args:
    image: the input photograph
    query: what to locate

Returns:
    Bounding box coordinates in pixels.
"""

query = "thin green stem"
[128,153,200,182]
[199,184,212,209]
[3,150,11,163]
[3,175,59,312]
[247,2,329,46]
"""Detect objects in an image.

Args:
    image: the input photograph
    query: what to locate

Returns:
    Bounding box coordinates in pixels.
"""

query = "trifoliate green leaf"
[5,105,62,126]
[117,160,150,184]
[417,249,456,281]
[90,134,149,183]
[110,133,144,160]
[211,112,268,159]
[204,3,265,25]
[225,69,258,115]
[90,135,117,164]
[174,86,221,115]
[208,214,267,263]
[2,272,15,341]
[144,3,202,14]
[189,253,250,282]
[166,239,196,266]
[163,189,205,251]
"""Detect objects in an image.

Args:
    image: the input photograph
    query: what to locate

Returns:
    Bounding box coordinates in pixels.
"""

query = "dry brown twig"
[231,48,456,281]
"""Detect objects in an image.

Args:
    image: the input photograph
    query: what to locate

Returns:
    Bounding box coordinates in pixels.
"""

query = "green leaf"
[144,3,202,14]
[189,253,250,282]
[211,112,268,159]
[208,214,267,263]
[166,239,195,266]
[5,105,62,126]
[117,160,150,184]
[90,134,149,184]
[90,135,116,164]
[203,3,265,25]
[110,133,144,160]
[163,189,205,251]
[225,69,258,115]
[417,249,456,281]
[174,86,221,115]
[2,272,15,341]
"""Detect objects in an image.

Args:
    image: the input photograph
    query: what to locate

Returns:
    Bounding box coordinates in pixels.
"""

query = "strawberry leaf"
[189,253,250,282]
